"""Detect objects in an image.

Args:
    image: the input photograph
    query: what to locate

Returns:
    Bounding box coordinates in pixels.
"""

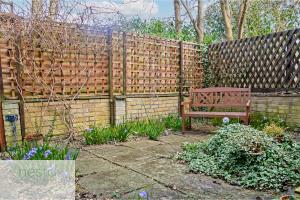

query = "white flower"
[223,117,230,124]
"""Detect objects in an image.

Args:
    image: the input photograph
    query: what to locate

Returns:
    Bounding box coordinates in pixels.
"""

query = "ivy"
[178,124,300,191]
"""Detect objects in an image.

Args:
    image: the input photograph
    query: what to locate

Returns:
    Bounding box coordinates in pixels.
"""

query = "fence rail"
[208,28,300,92]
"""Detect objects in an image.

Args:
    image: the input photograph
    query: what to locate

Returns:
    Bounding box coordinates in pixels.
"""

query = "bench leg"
[244,117,249,125]
[182,115,186,134]
[188,117,192,130]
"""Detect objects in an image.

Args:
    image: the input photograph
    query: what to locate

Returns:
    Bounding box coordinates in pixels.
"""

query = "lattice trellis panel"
[0,38,17,98]
[208,28,300,92]
[0,32,109,99]
[0,19,204,99]
[182,42,203,93]
[125,34,181,94]
[112,32,124,94]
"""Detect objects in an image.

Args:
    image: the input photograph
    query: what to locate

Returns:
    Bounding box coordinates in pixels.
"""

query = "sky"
[10,0,211,19]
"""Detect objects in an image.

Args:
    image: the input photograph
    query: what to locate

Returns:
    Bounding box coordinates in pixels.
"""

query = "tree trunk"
[174,0,182,33]
[32,0,43,17]
[49,0,59,19]
[196,0,204,43]
[180,0,204,43]
[220,0,233,40]
[237,0,248,39]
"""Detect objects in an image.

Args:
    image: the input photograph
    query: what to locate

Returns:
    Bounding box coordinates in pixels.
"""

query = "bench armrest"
[181,101,191,115]
[181,101,191,106]
[246,100,251,107]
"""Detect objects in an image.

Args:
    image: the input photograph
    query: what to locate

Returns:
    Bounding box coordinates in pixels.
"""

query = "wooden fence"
[208,28,300,93]
[0,31,203,100]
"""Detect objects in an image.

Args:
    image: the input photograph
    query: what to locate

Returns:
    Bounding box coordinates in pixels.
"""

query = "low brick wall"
[2,98,110,144]
[5,93,297,145]
[251,94,300,129]
[24,99,110,137]
[2,95,180,145]
[126,96,179,120]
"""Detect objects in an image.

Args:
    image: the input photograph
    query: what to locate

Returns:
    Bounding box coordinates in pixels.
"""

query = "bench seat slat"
[185,111,247,118]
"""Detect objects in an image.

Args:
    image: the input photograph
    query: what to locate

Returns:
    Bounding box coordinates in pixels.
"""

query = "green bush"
[84,126,113,145]
[145,119,165,140]
[250,112,287,130]
[84,115,180,144]
[129,120,149,136]
[163,114,182,131]
[178,124,300,191]
[113,123,132,142]
[84,122,132,145]
[263,123,285,138]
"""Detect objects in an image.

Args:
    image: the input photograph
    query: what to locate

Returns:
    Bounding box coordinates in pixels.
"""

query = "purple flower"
[65,152,71,160]
[44,150,52,158]
[7,157,12,160]
[23,147,38,160]
[139,191,147,199]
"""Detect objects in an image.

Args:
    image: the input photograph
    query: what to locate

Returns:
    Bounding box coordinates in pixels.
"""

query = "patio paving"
[76,133,277,200]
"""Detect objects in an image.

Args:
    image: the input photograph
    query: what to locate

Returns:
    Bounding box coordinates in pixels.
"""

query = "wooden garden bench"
[181,87,251,133]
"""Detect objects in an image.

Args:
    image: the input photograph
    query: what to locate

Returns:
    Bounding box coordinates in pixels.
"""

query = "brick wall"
[126,96,179,120]
[2,93,299,146]
[251,94,300,129]
[2,98,110,144]
[24,99,110,136]
[2,95,180,145]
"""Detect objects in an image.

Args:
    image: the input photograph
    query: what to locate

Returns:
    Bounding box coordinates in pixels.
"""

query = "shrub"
[84,126,113,145]
[145,119,165,140]
[250,112,287,130]
[178,124,300,191]
[84,122,132,145]
[263,123,285,137]
[129,120,149,136]
[7,142,79,160]
[85,116,173,144]
[113,123,132,142]
[163,114,182,131]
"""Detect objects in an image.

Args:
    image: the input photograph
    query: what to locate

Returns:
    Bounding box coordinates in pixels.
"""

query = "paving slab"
[76,133,278,200]
[78,164,155,198]
[159,133,211,146]
[76,153,120,176]
[83,144,133,157]
[123,183,192,200]
[142,143,181,156]
[133,158,275,199]
[121,139,163,149]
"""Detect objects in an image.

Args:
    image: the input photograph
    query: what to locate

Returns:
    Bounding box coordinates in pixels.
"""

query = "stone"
[295,186,300,194]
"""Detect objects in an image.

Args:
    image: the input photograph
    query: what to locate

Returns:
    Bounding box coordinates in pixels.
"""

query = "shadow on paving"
[76,133,277,200]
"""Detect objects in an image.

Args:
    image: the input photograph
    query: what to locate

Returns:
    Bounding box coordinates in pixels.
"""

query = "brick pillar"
[114,96,126,125]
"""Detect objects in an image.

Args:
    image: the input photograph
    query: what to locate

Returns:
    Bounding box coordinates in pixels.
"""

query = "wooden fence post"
[122,32,127,96]
[179,41,184,116]
[0,57,6,151]
[107,29,115,126]
[122,32,128,121]
[15,36,26,141]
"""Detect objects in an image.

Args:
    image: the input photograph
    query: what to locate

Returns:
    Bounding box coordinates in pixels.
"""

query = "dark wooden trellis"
[208,28,300,93]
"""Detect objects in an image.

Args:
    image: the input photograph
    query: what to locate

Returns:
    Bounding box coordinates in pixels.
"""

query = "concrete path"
[76,133,276,200]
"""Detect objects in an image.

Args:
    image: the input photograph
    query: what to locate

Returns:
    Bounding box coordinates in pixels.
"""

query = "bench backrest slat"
[190,87,251,108]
